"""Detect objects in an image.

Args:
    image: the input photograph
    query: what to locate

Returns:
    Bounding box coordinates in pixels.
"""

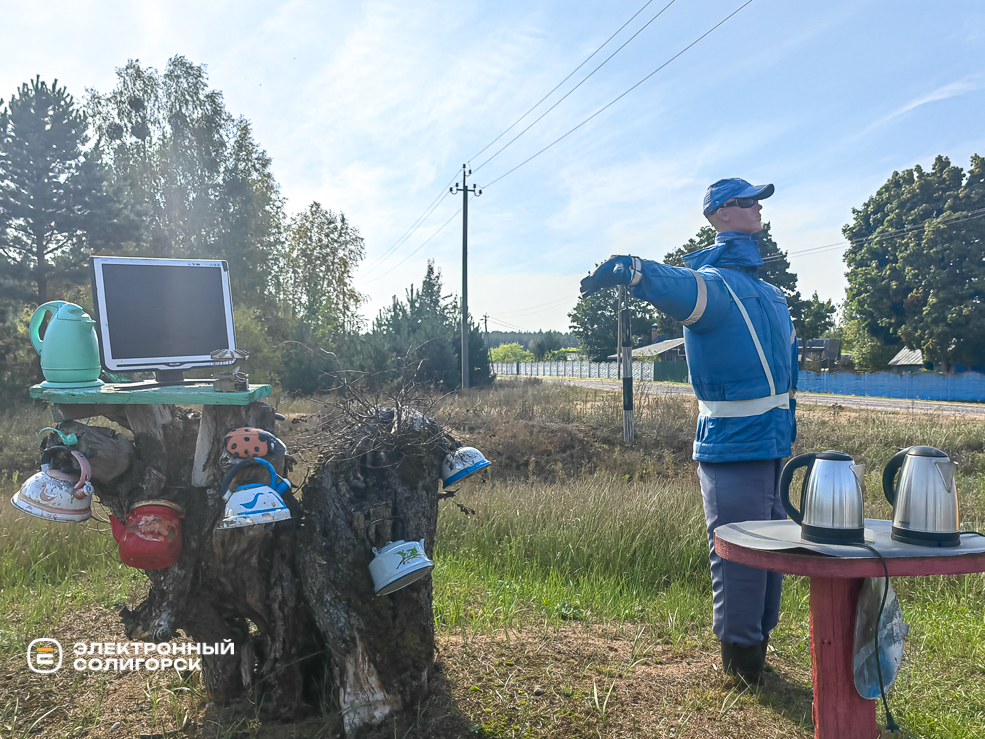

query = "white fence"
[492,361,648,380]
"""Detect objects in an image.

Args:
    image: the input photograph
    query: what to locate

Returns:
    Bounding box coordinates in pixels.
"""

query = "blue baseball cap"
[703,178,774,217]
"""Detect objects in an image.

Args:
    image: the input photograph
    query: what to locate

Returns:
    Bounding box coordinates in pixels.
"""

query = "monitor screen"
[90,256,236,373]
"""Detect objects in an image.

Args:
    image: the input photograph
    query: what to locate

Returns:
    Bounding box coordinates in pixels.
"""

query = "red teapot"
[110,500,184,570]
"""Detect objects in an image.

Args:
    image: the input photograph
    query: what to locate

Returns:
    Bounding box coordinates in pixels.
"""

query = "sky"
[3,0,985,334]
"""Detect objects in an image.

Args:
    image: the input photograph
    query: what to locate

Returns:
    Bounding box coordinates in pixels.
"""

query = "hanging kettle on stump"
[11,445,94,523]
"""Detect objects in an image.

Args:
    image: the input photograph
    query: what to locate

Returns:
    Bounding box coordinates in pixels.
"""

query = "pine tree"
[0,77,128,307]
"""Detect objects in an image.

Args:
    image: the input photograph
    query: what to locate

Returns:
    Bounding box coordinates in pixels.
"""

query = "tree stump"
[51,400,455,735]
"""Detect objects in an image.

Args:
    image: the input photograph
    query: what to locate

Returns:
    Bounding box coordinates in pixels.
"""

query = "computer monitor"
[90,256,236,384]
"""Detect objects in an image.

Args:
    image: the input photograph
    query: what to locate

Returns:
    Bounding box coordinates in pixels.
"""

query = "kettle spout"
[936,460,957,491]
[851,463,866,491]
[110,514,125,543]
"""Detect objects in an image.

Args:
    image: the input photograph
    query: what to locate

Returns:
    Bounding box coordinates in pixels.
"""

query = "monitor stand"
[155,369,186,386]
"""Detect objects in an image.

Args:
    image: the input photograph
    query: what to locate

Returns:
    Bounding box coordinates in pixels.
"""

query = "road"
[541,377,985,418]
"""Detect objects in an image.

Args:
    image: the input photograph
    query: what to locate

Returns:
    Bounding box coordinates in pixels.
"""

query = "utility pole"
[620,285,634,441]
[451,165,481,389]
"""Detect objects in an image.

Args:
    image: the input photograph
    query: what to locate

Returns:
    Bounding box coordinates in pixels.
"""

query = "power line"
[486,314,533,332]
[761,207,985,264]
[469,0,660,164]
[496,294,579,316]
[360,170,460,276]
[481,0,756,190]
[361,206,462,284]
[473,0,678,174]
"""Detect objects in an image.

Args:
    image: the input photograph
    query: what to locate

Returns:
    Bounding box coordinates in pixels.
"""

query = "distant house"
[608,337,686,362]
[797,338,842,365]
[888,347,925,372]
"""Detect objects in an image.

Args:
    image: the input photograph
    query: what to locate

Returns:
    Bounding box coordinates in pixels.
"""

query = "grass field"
[1,380,984,737]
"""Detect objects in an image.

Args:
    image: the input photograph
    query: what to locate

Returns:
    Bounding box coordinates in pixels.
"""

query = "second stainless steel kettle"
[882,446,960,547]
[781,451,866,544]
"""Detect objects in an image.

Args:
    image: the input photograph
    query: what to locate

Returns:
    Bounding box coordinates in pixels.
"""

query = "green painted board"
[30,382,272,406]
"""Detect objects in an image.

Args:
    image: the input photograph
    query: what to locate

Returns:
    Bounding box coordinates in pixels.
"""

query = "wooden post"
[809,577,877,739]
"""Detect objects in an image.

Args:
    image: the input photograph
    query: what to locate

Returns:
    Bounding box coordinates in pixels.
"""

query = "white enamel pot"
[441,446,491,488]
[366,517,434,596]
[11,445,93,523]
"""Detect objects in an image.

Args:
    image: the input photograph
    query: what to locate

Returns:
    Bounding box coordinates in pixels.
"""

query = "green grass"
[3,381,985,737]
[0,480,141,651]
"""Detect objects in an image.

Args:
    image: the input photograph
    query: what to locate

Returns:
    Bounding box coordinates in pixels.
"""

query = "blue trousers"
[698,459,785,647]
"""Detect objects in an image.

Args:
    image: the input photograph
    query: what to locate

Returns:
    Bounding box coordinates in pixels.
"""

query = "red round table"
[714,522,985,739]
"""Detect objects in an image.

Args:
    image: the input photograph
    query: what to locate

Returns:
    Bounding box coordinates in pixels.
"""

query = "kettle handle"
[29,301,67,355]
[779,453,817,525]
[882,448,909,506]
[220,456,278,499]
[366,516,405,544]
[40,444,71,469]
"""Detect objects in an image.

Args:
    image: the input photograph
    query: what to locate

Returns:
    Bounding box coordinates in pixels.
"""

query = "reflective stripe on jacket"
[630,232,798,463]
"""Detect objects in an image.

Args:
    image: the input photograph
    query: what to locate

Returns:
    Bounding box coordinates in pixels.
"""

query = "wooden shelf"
[30,382,272,406]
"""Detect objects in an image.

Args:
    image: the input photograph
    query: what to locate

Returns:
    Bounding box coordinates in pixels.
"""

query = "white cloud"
[860,76,985,137]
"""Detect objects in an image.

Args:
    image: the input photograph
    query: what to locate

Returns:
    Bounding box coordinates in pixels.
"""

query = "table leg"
[809,577,877,739]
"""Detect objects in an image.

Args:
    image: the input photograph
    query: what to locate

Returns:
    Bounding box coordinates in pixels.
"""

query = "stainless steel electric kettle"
[882,446,960,547]
[781,451,866,544]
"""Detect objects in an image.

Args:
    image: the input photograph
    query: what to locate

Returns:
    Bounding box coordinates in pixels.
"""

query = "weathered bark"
[51,401,452,734]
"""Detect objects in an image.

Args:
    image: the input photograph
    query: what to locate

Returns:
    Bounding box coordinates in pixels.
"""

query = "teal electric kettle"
[29,301,103,388]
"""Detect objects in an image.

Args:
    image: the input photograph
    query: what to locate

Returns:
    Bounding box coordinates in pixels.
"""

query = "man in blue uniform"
[579,178,798,685]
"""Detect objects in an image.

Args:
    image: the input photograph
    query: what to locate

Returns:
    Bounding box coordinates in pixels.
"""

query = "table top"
[30,382,272,406]
[716,519,985,578]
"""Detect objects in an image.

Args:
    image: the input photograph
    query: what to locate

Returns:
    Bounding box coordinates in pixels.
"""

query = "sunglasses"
[719,197,758,209]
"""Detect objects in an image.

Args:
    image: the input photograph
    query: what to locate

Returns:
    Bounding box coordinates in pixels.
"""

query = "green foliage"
[369,260,490,390]
[87,56,285,308]
[530,330,563,360]
[485,329,578,351]
[797,292,836,368]
[662,223,803,336]
[0,76,131,307]
[489,342,534,362]
[844,154,985,371]
[281,202,364,335]
[0,308,37,408]
[568,288,659,362]
[841,316,898,372]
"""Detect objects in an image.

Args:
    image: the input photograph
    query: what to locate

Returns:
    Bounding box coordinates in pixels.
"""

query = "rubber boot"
[721,640,764,686]
[761,634,773,673]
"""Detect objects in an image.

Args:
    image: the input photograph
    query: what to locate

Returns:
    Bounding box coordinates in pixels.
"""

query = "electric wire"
[843,542,901,735]
[361,207,462,284]
[473,0,678,174]
[496,294,580,315]
[476,204,985,319]
[480,0,756,190]
[760,207,985,264]
[469,0,660,163]
[486,314,533,332]
[360,170,460,276]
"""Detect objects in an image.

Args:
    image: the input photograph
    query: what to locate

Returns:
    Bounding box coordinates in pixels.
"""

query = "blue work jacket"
[631,231,798,462]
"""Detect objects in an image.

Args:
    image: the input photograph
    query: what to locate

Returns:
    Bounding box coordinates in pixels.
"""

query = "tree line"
[0,57,488,407]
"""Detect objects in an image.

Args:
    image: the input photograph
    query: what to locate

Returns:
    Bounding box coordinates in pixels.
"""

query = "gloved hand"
[579,256,642,297]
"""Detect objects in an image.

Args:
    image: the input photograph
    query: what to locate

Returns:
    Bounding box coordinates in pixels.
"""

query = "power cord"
[844,542,902,735]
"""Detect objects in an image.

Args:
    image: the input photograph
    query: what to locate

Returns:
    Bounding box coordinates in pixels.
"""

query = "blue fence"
[492,362,985,402]
[798,370,985,402]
